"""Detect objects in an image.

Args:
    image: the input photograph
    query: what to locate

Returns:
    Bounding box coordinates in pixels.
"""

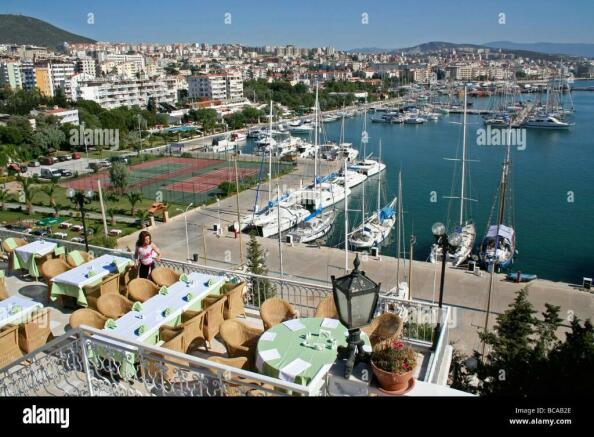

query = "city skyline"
[1,0,593,49]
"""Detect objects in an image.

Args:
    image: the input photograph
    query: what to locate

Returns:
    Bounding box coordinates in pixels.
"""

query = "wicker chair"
[362,313,403,352]
[0,275,8,301]
[0,325,23,368]
[2,238,26,272]
[18,308,53,354]
[219,282,247,320]
[144,330,188,383]
[203,295,227,345]
[69,308,108,329]
[315,295,338,319]
[127,278,159,303]
[150,267,181,287]
[84,273,121,310]
[160,310,207,353]
[40,259,71,299]
[120,265,138,296]
[219,319,262,364]
[260,297,299,330]
[66,250,93,268]
[96,293,133,319]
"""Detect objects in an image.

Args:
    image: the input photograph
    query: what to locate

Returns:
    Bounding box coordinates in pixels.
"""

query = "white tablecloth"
[103,272,225,343]
[14,240,57,264]
[52,254,131,288]
[0,296,43,328]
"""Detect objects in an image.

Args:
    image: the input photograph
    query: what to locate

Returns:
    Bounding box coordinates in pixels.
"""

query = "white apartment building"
[49,62,76,93]
[76,57,97,78]
[0,61,23,89]
[187,71,243,101]
[447,64,474,80]
[20,60,36,90]
[76,78,176,109]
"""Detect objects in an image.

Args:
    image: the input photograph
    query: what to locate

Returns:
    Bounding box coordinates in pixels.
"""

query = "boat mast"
[396,170,402,284]
[361,105,368,223]
[344,157,349,272]
[268,100,273,203]
[459,86,468,226]
[377,139,382,214]
[314,83,319,188]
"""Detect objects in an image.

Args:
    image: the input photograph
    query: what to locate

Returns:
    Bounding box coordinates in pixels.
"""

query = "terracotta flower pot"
[371,361,415,394]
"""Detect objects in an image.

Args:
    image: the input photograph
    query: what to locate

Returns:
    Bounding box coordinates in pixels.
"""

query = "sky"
[1,0,593,49]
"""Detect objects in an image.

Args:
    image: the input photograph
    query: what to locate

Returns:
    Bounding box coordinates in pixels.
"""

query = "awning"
[379,207,396,223]
[486,224,514,240]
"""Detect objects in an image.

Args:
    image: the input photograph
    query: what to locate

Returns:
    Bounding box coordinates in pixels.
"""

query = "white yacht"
[349,198,398,250]
[522,115,572,129]
[254,204,310,238]
[334,169,367,189]
[287,209,335,243]
[349,158,386,177]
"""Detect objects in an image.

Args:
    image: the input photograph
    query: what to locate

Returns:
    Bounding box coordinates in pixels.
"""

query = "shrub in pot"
[371,340,417,394]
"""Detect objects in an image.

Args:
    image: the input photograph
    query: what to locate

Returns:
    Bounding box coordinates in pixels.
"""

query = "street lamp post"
[67,188,94,252]
[177,203,193,261]
[431,222,461,350]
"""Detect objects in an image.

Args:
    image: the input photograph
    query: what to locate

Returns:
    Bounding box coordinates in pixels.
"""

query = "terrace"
[0,228,468,396]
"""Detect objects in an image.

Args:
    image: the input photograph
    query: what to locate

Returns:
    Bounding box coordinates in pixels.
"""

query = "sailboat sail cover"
[379,207,396,224]
[486,224,514,240]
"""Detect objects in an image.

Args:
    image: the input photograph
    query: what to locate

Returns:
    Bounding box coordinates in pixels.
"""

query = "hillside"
[0,14,95,48]
[485,41,594,58]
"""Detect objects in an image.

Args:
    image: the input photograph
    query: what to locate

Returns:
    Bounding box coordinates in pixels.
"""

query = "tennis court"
[62,156,292,205]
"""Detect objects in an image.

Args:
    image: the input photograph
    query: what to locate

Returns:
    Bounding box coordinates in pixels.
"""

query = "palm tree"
[136,209,150,229]
[107,207,118,226]
[16,175,39,215]
[43,176,60,215]
[125,191,143,216]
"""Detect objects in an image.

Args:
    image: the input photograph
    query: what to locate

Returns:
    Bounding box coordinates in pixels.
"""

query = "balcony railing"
[0,228,452,387]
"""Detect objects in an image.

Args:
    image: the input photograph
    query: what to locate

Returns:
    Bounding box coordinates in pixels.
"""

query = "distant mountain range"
[349,40,594,58]
[484,41,594,58]
[0,14,95,48]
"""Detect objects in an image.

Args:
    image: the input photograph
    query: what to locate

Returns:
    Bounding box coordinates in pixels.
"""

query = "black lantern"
[331,254,380,379]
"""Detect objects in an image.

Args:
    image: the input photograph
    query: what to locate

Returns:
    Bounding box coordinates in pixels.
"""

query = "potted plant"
[371,340,417,394]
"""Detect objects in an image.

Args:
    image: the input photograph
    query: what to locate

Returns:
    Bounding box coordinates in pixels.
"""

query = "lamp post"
[66,188,94,252]
[331,254,380,379]
[177,203,193,261]
[431,222,461,350]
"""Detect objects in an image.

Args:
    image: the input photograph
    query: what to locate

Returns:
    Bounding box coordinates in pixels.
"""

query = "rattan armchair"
[315,295,338,319]
[127,278,159,302]
[206,356,250,370]
[69,308,108,329]
[144,331,188,383]
[17,308,53,354]
[361,312,403,352]
[160,309,207,353]
[219,319,262,364]
[260,297,299,330]
[150,266,181,287]
[219,282,247,319]
[203,295,227,345]
[2,238,26,272]
[0,324,23,368]
[40,258,71,299]
[84,273,120,310]
[66,250,93,268]
[96,293,133,319]
[0,275,8,301]
[120,265,138,296]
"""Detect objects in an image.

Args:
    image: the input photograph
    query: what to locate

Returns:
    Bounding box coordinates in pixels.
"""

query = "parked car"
[40,168,62,179]
[89,160,111,171]
[71,152,81,160]
[5,223,33,233]
[28,160,40,167]
[39,156,53,166]
[57,155,69,162]
[71,236,85,243]
[58,168,73,178]
[7,163,27,173]
[31,229,50,237]
[108,156,129,165]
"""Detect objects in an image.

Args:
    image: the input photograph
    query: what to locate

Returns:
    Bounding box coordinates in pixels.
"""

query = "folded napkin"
[283,319,306,332]
[135,324,146,336]
[132,301,143,312]
[184,292,193,302]
[159,286,168,295]
[104,319,117,329]
[9,304,22,315]
[321,318,340,329]
[206,278,215,286]
[179,273,189,283]
[279,358,311,383]
[260,331,277,342]
[54,247,65,256]
[87,269,97,278]
[70,251,85,267]
[162,307,171,317]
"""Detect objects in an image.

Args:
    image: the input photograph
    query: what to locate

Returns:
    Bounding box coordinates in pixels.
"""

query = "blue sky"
[1,0,593,48]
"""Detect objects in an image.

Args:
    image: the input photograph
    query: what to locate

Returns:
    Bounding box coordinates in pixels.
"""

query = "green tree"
[107,207,118,226]
[108,162,130,195]
[16,174,39,214]
[125,191,143,216]
[33,125,66,154]
[42,176,60,213]
[246,230,275,303]
[136,209,150,229]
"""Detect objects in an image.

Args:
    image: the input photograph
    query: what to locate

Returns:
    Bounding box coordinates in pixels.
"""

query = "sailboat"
[479,139,516,271]
[430,87,477,267]
[287,208,335,243]
[348,106,386,177]
[349,141,397,250]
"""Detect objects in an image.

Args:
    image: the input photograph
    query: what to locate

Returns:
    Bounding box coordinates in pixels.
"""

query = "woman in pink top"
[135,231,161,278]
